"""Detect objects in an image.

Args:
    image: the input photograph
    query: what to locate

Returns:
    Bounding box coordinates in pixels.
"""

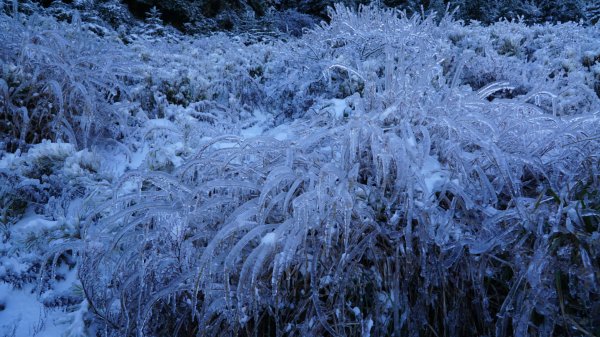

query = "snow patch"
[420,156,449,197]
[241,110,272,139]
[261,232,278,245]
[0,283,67,337]
[323,98,348,119]
[266,124,294,141]
[11,212,59,240]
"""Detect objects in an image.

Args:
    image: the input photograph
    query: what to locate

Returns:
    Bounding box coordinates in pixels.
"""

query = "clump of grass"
[74,5,600,336]
[0,5,138,152]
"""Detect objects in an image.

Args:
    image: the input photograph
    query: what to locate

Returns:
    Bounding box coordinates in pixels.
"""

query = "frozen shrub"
[263,8,317,37]
[0,7,139,152]
[443,19,600,114]
[0,140,102,221]
[78,4,600,336]
[0,140,101,313]
[128,32,273,123]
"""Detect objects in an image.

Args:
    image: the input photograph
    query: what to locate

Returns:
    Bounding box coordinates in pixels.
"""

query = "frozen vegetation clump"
[0,4,140,153]
[0,1,599,336]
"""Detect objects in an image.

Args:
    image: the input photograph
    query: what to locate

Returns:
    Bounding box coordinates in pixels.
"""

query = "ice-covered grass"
[0,5,139,153]
[1,2,599,337]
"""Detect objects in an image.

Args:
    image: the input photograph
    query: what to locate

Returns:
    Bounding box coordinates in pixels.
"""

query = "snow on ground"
[240,110,272,139]
[0,283,67,337]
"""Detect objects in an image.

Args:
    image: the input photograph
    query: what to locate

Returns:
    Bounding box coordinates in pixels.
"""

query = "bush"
[0,7,139,152]
[77,4,600,336]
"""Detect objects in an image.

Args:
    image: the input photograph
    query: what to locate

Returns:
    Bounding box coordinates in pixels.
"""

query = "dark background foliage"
[28,0,600,35]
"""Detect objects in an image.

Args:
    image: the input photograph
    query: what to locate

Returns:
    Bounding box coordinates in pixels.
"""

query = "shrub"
[0,7,139,152]
[78,4,600,336]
